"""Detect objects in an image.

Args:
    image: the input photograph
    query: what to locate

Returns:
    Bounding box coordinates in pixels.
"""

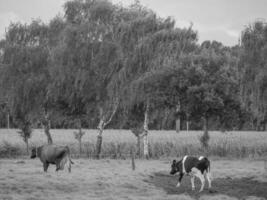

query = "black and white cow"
[170,155,212,192]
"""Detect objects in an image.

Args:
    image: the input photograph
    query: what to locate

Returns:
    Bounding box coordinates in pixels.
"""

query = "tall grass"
[0,129,267,159]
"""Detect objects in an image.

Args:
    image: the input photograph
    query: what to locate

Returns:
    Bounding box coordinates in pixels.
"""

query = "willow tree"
[116,1,198,157]
[239,20,267,130]
[0,20,54,144]
[185,41,241,150]
[50,0,124,158]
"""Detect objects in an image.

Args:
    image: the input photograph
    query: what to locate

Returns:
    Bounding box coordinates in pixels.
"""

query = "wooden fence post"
[131,148,135,171]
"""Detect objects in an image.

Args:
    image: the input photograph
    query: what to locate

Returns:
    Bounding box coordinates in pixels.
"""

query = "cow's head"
[170,159,180,175]
[30,147,37,159]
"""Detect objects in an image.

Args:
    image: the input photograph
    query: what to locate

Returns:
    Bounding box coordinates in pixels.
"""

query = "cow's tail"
[203,157,211,173]
[204,158,213,182]
[65,146,74,164]
[57,147,74,172]
[68,154,74,164]
[59,155,67,170]
[60,152,72,173]
[205,158,213,183]
[65,146,74,173]
[67,156,72,172]
[208,160,211,173]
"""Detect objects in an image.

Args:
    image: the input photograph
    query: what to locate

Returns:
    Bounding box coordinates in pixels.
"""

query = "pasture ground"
[0,158,267,200]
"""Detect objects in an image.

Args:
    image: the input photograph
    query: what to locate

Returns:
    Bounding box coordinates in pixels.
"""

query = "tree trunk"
[43,111,53,144]
[7,113,10,129]
[203,117,208,136]
[176,119,180,133]
[44,119,53,144]
[131,148,135,171]
[95,100,119,159]
[95,119,104,159]
[186,121,189,132]
[78,121,81,156]
[79,139,82,156]
[143,100,149,159]
[26,138,29,155]
[256,119,261,131]
[176,101,181,133]
[137,135,141,158]
[78,120,83,156]
[254,118,261,131]
[143,132,148,159]
[201,116,210,154]
[44,125,53,144]
[162,108,170,129]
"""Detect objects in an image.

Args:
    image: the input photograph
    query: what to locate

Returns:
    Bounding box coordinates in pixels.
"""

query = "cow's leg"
[205,171,212,189]
[67,157,71,173]
[176,173,184,187]
[190,168,199,191]
[190,175,195,190]
[55,159,60,171]
[199,174,205,192]
[56,164,60,171]
[43,162,49,172]
[194,170,205,192]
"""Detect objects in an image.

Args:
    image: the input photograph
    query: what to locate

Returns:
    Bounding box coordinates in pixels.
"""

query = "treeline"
[0,1,267,135]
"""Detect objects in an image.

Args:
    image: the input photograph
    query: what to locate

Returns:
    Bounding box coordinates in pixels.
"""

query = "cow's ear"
[173,160,176,164]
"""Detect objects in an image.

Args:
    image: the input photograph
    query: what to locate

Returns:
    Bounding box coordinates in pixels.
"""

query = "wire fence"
[0,142,144,159]
[2,129,267,159]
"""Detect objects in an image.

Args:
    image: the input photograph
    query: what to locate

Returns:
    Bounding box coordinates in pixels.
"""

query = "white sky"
[0,0,266,46]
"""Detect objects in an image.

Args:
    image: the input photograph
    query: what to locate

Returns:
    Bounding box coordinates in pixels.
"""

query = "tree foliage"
[0,21,50,125]
[239,20,267,130]
[0,0,266,134]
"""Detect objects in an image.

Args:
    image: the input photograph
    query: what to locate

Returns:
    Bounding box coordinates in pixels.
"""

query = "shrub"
[0,141,22,158]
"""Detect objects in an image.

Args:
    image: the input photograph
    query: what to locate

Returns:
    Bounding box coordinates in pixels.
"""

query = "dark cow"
[30,144,74,172]
[170,155,212,192]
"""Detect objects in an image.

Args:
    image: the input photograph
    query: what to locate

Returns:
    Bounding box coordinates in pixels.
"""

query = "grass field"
[0,158,267,200]
[0,129,267,158]
[1,129,267,199]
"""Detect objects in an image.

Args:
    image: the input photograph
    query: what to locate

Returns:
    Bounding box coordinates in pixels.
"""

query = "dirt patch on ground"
[148,171,267,199]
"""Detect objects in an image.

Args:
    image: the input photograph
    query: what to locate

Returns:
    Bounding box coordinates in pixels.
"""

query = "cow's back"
[38,145,68,163]
[183,156,200,173]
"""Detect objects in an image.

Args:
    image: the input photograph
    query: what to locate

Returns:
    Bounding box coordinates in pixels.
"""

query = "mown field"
[0,159,267,200]
[0,129,267,158]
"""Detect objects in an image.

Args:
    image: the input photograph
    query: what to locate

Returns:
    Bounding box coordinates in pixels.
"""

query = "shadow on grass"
[147,171,267,199]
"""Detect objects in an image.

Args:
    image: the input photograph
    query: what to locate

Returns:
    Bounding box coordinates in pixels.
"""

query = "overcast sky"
[0,0,266,46]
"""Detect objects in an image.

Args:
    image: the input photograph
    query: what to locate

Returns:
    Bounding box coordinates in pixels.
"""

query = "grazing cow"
[170,155,212,192]
[30,144,74,173]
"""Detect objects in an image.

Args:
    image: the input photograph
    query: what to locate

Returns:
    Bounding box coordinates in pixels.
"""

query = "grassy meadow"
[0,129,267,159]
[0,159,267,200]
[1,129,267,200]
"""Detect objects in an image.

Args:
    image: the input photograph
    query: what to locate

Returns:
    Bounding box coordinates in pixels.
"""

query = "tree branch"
[103,97,119,128]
